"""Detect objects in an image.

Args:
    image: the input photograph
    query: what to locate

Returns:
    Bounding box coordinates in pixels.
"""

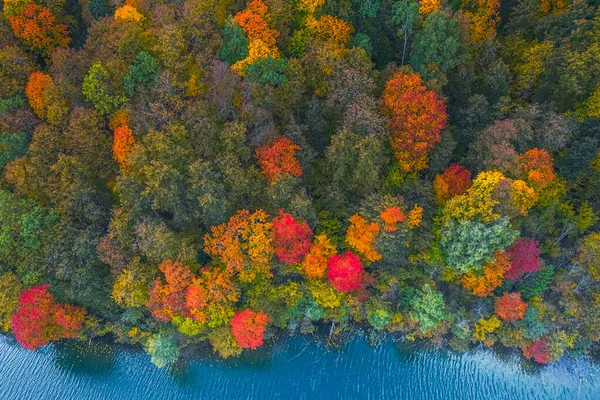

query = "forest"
[1,0,600,369]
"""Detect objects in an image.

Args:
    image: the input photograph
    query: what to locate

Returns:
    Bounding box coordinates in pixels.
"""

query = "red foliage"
[433,164,472,203]
[382,72,448,173]
[9,5,70,57]
[11,285,86,350]
[523,340,551,364]
[272,210,314,265]
[255,137,303,182]
[147,260,194,322]
[505,238,542,280]
[230,308,270,349]
[494,292,528,322]
[327,251,364,292]
[185,283,208,322]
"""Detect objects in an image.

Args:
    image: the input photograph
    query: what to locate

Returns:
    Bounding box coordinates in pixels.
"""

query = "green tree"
[392,0,420,65]
[123,52,160,96]
[82,62,126,116]
[145,333,180,368]
[440,217,519,274]
[219,16,249,65]
[409,284,450,333]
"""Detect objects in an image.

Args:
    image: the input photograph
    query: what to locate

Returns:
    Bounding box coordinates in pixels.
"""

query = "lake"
[0,334,598,399]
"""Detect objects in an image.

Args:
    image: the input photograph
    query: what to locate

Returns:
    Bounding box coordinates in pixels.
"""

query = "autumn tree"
[255,137,303,182]
[25,72,54,120]
[327,251,364,292]
[185,266,239,327]
[345,214,382,263]
[433,164,472,204]
[147,260,194,322]
[112,125,135,169]
[9,5,70,57]
[380,206,406,232]
[272,210,313,265]
[230,308,270,349]
[11,285,86,350]
[517,148,556,193]
[574,232,600,280]
[461,251,509,296]
[460,0,500,44]
[494,292,527,322]
[505,238,542,280]
[300,234,337,279]
[203,209,273,282]
[522,339,551,364]
[382,71,447,173]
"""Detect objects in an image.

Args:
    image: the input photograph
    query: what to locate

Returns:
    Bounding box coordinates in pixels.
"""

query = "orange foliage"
[382,72,448,173]
[113,125,135,169]
[419,0,441,15]
[517,148,556,193]
[203,209,273,282]
[346,214,381,263]
[494,292,528,322]
[461,251,509,296]
[25,72,54,120]
[185,267,239,325]
[380,207,406,232]
[9,4,70,57]
[147,260,194,322]
[433,164,472,204]
[300,233,337,279]
[255,137,303,182]
[233,0,279,47]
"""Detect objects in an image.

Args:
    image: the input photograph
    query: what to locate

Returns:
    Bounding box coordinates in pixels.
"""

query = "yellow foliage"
[112,269,149,308]
[114,4,144,22]
[308,280,343,309]
[305,15,353,47]
[474,316,502,344]
[407,205,423,228]
[231,39,280,74]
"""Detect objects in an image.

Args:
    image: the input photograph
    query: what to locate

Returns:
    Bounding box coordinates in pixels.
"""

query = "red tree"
[11,285,86,350]
[328,251,364,292]
[230,308,270,349]
[505,238,542,280]
[147,261,193,322]
[494,292,528,322]
[9,5,70,57]
[382,72,448,173]
[523,340,551,364]
[433,164,472,203]
[272,210,314,265]
[255,137,303,182]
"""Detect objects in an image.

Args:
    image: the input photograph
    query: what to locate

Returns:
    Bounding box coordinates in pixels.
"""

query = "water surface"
[0,335,598,399]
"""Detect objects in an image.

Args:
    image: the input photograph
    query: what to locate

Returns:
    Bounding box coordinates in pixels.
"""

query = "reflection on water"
[0,334,598,400]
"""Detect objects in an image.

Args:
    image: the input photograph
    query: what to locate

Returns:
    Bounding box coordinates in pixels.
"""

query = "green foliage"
[219,17,249,65]
[0,132,28,170]
[366,299,392,331]
[82,62,126,116]
[0,95,26,115]
[410,10,462,81]
[517,266,554,300]
[409,284,450,333]
[88,0,110,19]
[145,333,180,368]
[440,217,519,274]
[244,57,287,86]
[123,52,160,96]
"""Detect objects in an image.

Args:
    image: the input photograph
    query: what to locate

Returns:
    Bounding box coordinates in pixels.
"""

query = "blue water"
[0,335,598,400]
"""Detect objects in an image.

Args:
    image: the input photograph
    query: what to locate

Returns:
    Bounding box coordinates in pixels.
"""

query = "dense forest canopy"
[1,0,600,368]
